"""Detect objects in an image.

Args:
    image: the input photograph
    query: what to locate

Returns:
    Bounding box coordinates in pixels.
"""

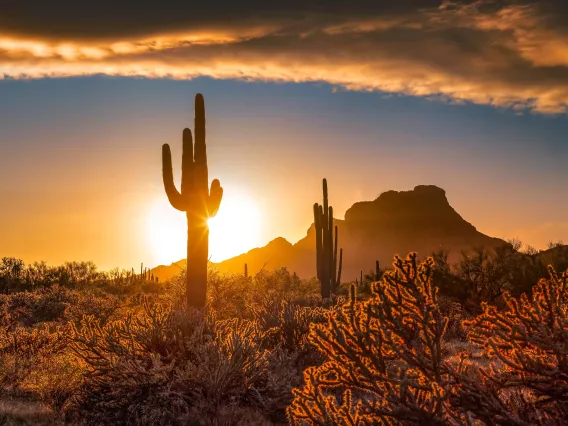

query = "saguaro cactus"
[162,94,223,307]
[313,178,342,298]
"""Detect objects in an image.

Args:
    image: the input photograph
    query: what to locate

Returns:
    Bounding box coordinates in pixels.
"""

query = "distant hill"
[152,185,506,282]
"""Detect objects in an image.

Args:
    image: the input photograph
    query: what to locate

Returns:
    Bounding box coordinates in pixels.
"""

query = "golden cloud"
[0,1,567,113]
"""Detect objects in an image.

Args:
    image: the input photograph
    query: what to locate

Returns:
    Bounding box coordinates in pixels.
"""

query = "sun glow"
[208,191,262,262]
[146,189,262,266]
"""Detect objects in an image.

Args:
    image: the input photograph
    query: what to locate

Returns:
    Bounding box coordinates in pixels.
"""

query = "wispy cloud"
[1,0,567,113]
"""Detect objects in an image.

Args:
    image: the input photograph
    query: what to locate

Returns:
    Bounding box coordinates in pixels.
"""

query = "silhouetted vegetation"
[313,178,342,298]
[1,241,568,424]
[162,93,223,308]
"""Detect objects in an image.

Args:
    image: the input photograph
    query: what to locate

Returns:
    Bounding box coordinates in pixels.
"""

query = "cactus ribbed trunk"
[314,178,343,298]
[162,94,223,308]
[186,213,209,305]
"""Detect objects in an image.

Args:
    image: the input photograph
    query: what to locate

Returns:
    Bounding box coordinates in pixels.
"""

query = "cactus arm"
[314,203,323,284]
[207,178,223,217]
[321,180,330,295]
[162,144,186,211]
[376,260,380,280]
[194,93,207,166]
[337,248,343,289]
[332,224,338,288]
[181,128,194,195]
[329,206,335,291]
[192,93,209,211]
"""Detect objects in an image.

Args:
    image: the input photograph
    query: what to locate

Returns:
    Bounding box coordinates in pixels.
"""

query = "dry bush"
[0,323,73,408]
[0,286,120,328]
[66,297,293,425]
[457,265,568,425]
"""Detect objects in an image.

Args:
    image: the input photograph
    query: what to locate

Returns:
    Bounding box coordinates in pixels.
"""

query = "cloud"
[1,0,568,113]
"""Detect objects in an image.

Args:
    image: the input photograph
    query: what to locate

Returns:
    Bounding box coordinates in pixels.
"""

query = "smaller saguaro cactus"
[313,178,342,298]
[244,263,248,278]
[375,260,381,281]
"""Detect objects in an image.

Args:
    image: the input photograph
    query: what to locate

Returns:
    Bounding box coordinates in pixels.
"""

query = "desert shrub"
[0,324,68,392]
[25,261,61,288]
[207,270,252,319]
[458,265,568,425]
[0,257,27,292]
[0,286,120,327]
[433,241,552,313]
[0,290,67,326]
[63,288,120,324]
[66,297,294,425]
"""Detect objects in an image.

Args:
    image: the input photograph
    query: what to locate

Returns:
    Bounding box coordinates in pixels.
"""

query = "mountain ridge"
[152,185,505,281]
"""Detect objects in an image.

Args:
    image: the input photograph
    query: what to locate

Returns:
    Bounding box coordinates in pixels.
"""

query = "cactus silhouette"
[375,260,380,280]
[313,178,342,298]
[162,94,223,307]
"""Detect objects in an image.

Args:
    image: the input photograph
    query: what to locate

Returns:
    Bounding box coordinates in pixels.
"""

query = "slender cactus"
[337,248,343,291]
[162,94,223,307]
[313,178,342,297]
[375,260,380,281]
[244,263,248,278]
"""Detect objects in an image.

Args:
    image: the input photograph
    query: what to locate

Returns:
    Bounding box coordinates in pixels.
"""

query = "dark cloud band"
[0,0,567,113]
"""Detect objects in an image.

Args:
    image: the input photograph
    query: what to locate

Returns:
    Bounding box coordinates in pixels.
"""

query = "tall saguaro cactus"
[162,94,223,307]
[313,178,342,298]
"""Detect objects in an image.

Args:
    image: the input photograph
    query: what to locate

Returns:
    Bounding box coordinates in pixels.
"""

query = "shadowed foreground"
[1,244,568,425]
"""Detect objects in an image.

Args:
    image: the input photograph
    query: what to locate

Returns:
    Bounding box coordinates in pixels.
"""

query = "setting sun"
[145,189,262,266]
[208,191,262,262]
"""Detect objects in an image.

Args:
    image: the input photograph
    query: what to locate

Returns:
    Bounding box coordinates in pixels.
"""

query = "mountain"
[152,185,505,281]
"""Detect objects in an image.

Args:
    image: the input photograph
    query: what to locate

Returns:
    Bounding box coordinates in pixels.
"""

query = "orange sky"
[1,76,568,271]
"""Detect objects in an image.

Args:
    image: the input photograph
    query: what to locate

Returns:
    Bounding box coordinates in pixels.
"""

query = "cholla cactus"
[459,266,568,424]
[162,94,223,307]
[288,253,451,425]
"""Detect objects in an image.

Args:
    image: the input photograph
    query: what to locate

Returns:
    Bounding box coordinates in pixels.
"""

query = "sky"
[1,0,568,270]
